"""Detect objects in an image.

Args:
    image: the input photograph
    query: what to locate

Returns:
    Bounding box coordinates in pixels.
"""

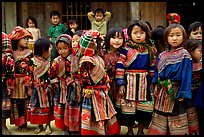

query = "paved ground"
[6,119,148,135]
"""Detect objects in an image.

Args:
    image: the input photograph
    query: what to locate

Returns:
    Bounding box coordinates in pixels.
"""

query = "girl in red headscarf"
[8,26,33,132]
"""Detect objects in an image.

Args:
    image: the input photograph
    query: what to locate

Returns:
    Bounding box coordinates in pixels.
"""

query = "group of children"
[2,8,202,135]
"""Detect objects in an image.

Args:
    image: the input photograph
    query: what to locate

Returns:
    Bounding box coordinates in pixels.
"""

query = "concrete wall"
[2,2,17,34]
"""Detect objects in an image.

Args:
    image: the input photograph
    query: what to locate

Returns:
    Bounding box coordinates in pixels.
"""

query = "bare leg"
[21,123,28,132]
[45,123,52,135]
[126,126,134,135]
[137,122,144,135]
[34,124,43,134]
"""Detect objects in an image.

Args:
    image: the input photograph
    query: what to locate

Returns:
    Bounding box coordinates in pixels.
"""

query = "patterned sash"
[125,70,148,101]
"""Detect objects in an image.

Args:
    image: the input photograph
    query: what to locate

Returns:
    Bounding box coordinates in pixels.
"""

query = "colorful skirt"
[10,98,29,127]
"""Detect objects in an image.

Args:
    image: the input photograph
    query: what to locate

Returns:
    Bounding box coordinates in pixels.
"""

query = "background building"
[2,2,202,37]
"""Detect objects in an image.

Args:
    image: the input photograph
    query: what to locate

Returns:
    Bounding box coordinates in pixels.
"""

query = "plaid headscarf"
[166,13,180,24]
[2,32,12,53]
[8,26,33,41]
[55,34,72,49]
[79,30,104,57]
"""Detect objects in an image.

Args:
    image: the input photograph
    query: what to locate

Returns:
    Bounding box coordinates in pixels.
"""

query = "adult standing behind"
[87,8,111,37]
[47,10,67,62]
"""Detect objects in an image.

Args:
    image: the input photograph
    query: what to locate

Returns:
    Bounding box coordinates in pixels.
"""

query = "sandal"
[34,125,43,134]
[45,124,52,135]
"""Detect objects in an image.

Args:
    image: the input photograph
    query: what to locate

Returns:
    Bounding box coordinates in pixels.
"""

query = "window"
[62,2,91,30]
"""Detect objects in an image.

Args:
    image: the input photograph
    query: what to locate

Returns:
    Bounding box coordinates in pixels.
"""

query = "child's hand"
[84,88,94,98]
[27,87,32,96]
[119,85,125,96]
[7,88,12,95]
[71,29,75,33]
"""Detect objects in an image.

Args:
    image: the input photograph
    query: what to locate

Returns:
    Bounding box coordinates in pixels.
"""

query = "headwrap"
[79,30,104,57]
[55,34,72,49]
[2,32,12,53]
[166,13,180,24]
[8,26,33,41]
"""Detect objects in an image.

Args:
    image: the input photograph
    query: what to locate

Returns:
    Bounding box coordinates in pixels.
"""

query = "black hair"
[127,20,151,41]
[184,39,202,53]
[94,8,105,17]
[34,37,51,57]
[50,10,60,18]
[68,18,78,25]
[11,40,18,51]
[25,16,38,28]
[187,21,202,37]
[151,27,165,53]
[73,30,83,37]
[105,27,125,52]
[145,21,152,31]
[164,24,187,51]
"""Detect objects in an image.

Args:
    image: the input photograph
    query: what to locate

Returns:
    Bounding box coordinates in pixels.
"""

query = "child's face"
[95,12,104,22]
[28,20,35,28]
[18,37,29,48]
[43,44,52,59]
[131,25,146,43]
[72,34,80,50]
[190,45,202,62]
[168,27,183,49]
[110,32,123,50]
[70,23,78,30]
[57,42,71,58]
[189,27,202,42]
[51,15,60,26]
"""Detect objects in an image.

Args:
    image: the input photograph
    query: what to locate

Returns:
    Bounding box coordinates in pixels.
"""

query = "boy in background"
[64,19,78,37]
[87,8,111,37]
[47,10,67,61]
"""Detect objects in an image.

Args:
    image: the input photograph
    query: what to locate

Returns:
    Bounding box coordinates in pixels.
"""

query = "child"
[2,32,15,135]
[184,39,202,135]
[50,34,80,135]
[187,21,202,42]
[103,27,125,103]
[87,8,111,36]
[27,38,53,135]
[148,24,193,135]
[151,26,166,57]
[78,30,120,135]
[8,26,33,132]
[47,10,67,62]
[166,13,180,25]
[71,30,83,55]
[25,16,41,52]
[115,20,157,135]
[64,19,78,37]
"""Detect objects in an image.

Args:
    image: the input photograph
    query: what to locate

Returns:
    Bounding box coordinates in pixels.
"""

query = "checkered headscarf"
[78,30,104,57]
[8,26,33,41]
[2,32,12,53]
[55,34,72,49]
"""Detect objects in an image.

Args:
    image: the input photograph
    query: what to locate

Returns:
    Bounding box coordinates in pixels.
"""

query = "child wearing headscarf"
[78,30,120,135]
[50,34,81,135]
[8,26,33,132]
